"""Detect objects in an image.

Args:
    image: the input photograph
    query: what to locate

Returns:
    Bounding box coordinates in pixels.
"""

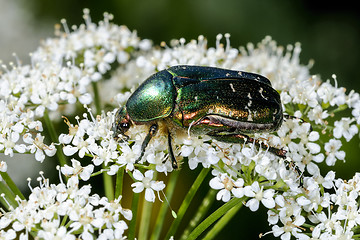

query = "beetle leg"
[207,132,287,159]
[136,124,158,164]
[167,131,178,169]
[208,132,304,186]
[284,158,304,187]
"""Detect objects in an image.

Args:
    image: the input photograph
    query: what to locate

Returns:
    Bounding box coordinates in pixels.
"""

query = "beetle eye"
[120,122,130,129]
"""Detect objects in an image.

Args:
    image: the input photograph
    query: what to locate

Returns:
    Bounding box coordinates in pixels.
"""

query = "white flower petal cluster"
[0,98,54,162]
[0,174,131,240]
[131,170,165,202]
[0,9,150,161]
[209,173,245,202]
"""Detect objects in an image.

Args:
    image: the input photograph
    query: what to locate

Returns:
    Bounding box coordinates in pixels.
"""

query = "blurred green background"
[1,0,360,239]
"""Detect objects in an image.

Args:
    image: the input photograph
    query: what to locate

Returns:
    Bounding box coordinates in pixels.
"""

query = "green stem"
[92,82,102,115]
[180,188,217,240]
[43,110,67,167]
[115,167,124,199]
[138,171,158,240]
[202,198,244,240]
[102,165,114,201]
[151,170,180,240]
[0,171,25,200]
[128,192,140,240]
[138,196,153,240]
[186,197,244,240]
[0,181,17,210]
[165,167,211,239]
[90,170,106,177]
[60,214,68,227]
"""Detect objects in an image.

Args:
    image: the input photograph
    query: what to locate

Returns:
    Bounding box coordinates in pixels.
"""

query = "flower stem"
[128,192,140,240]
[179,188,216,240]
[138,171,157,240]
[165,167,211,239]
[186,197,244,240]
[202,198,244,240]
[91,81,102,115]
[0,181,17,209]
[150,170,180,240]
[102,166,114,201]
[115,167,124,199]
[0,171,25,200]
[43,110,67,167]
[138,196,153,240]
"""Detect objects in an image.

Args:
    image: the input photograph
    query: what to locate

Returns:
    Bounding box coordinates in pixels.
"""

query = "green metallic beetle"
[113,65,287,169]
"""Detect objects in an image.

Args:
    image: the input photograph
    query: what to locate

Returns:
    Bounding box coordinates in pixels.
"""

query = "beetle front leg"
[167,132,178,169]
[207,132,287,159]
[136,124,158,164]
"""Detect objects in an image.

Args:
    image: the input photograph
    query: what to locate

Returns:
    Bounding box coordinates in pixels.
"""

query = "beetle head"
[112,106,131,141]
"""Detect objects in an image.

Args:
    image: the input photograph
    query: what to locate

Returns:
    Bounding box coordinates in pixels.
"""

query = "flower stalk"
[151,170,180,240]
[43,110,68,167]
[165,167,211,239]
[0,171,25,200]
[139,196,154,240]
[187,197,244,240]
[180,188,217,240]
[202,198,244,240]
[0,181,17,209]
[115,166,124,199]
[128,192,141,239]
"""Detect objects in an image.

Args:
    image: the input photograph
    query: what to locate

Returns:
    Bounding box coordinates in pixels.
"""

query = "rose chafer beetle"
[113,65,287,169]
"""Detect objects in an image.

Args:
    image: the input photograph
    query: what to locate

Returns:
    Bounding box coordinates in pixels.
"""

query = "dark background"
[6,0,360,239]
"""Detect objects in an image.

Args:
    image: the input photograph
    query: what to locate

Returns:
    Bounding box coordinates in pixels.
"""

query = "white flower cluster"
[0,98,56,161]
[0,172,131,240]
[58,107,166,203]
[1,9,360,240]
[0,9,150,162]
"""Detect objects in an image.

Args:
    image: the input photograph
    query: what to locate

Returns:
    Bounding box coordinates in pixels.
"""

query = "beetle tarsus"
[284,158,304,187]
[135,124,158,164]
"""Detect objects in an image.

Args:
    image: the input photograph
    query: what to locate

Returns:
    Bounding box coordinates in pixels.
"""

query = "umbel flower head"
[1,9,360,240]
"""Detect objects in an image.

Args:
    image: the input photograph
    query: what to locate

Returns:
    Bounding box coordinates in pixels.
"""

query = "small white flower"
[116,143,141,171]
[131,170,165,202]
[333,117,358,142]
[272,214,306,240]
[23,133,56,162]
[324,139,345,166]
[244,181,275,211]
[209,174,244,202]
[317,79,346,107]
[61,159,94,181]
[63,134,96,158]
[307,105,329,124]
